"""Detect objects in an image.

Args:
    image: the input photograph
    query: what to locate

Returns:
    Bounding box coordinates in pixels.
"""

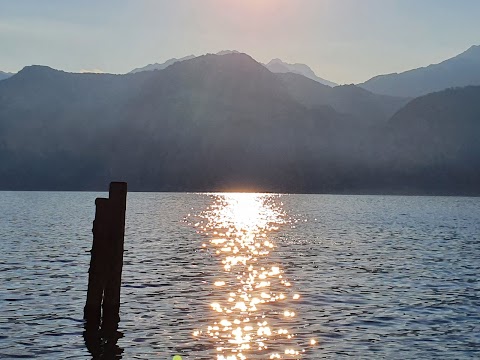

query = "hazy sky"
[1,0,479,83]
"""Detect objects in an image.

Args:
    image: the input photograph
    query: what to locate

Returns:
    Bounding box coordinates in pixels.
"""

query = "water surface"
[0,192,479,359]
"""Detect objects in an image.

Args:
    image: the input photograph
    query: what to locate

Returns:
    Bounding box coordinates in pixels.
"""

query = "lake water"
[0,192,479,359]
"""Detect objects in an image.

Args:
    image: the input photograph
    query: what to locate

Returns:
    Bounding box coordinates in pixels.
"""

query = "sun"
[219,0,296,17]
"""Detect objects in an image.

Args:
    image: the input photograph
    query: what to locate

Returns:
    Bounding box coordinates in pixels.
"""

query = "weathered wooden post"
[84,198,111,330]
[84,182,127,334]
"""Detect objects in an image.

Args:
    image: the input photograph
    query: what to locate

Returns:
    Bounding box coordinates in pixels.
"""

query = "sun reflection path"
[192,193,309,360]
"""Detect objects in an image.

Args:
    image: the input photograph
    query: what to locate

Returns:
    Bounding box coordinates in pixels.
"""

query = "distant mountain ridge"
[129,50,242,73]
[265,58,337,87]
[216,50,241,56]
[359,45,480,97]
[0,71,14,81]
[277,72,408,123]
[129,55,196,73]
[129,51,338,87]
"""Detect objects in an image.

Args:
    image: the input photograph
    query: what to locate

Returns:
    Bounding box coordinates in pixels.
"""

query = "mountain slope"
[265,58,337,87]
[277,72,409,123]
[388,86,480,164]
[359,45,480,97]
[378,86,480,194]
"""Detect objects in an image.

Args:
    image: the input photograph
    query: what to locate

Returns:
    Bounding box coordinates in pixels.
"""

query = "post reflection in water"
[193,193,309,360]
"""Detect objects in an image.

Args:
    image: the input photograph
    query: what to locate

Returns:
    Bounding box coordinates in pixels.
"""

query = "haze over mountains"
[1,50,479,194]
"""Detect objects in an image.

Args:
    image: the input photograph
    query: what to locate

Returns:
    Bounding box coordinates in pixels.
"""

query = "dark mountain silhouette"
[0,71,13,81]
[0,53,478,194]
[265,58,337,87]
[359,45,480,97]
[277,72,409,123]
[0,54,359,192]
[382,86,480,193]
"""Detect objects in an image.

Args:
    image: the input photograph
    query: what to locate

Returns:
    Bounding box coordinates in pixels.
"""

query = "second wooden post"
[102,182,128,333]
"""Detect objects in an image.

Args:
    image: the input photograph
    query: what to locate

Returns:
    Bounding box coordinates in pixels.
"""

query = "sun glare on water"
[192,193,313,359]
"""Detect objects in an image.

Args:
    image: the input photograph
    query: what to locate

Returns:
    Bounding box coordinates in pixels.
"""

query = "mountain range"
[1,52,479,194]
[4,43,480,95]
[128,45,480,97]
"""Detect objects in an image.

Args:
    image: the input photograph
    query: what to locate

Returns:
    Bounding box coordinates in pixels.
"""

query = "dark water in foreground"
[0,192,479,359]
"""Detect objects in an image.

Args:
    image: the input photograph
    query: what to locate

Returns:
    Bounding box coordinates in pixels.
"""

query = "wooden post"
[84,198,111,330]
[102,182,128,333]
[84,182,127,334]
